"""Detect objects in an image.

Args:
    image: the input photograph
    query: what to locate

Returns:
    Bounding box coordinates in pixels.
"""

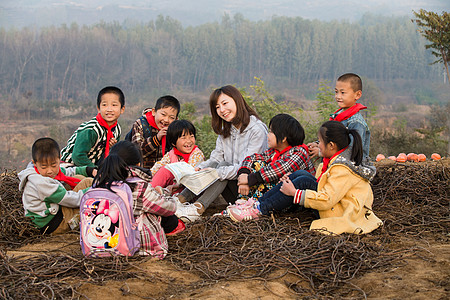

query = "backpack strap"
[139,116,152,139]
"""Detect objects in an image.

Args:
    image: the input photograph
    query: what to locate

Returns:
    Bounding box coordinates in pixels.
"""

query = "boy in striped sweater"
[61,86,125,167]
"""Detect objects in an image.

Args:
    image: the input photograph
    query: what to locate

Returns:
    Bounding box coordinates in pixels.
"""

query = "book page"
[179,168,219,195]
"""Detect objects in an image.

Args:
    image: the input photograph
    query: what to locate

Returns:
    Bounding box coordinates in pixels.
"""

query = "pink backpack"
[80,182,140,257]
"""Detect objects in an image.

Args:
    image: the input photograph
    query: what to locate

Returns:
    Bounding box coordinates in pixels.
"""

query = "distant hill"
[1,0,448,28]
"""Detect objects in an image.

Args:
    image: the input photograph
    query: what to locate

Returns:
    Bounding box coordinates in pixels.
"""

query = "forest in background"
[0,13,449,169]
[0,14,447,113]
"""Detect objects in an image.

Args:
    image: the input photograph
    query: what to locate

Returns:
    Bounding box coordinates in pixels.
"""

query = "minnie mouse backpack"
[80,182,140,257]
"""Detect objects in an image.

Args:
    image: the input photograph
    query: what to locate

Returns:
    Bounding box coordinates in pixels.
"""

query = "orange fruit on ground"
[417,153,426,162]
[376,154,385,162]
[396,153,407,162]
[407,153,418,162]
[388,156,396,161]
[431,153,441,160]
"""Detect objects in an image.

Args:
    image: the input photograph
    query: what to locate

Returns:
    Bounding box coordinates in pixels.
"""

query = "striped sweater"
[61,116,121,167]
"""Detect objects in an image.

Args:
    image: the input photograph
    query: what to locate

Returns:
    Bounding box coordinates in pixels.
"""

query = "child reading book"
[150,120,204,194]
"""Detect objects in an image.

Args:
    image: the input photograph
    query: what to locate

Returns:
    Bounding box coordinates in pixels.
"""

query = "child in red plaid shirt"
[94,141,185,258]
[237,114,315,201]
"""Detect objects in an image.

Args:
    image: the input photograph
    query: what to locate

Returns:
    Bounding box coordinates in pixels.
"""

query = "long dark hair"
[319,121,363,165]
[93,141,142,190]
[209,85,259,138]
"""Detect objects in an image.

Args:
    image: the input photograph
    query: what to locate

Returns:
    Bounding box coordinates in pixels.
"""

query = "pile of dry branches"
[0,169,40,248]
[0,249,147,299]
[0,159,448,298]
[168,215,406,298]
[372,160,449,239]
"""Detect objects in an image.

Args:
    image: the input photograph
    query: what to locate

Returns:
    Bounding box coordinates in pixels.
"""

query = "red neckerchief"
[174,145,198,163]
[330,103,367,122]
[145,111,166,155]
[96,113,117,157]
[271,146,292,164]
[34,166,81,189]
[316,147,347,182]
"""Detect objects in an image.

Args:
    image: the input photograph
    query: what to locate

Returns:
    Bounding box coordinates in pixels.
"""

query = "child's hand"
[237,174,248,186]
[238,184,250,196]
[194,167,201,171]
[280,177,296,196]
[157,128,168,140]
[307,142,320,158]
[92,169,98,177]
[280,172,291,182]
[109,137,117,147]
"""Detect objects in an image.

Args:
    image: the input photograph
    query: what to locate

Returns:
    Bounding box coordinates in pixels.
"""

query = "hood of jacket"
[331,146,376,181]
[18,165,37,191]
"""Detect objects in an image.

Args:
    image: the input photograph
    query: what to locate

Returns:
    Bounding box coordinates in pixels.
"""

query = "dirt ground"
[2,159,449,299]
[5,207,449,299]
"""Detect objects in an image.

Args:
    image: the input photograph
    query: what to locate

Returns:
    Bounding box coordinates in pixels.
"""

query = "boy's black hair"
[32,137,60,163]
[165,120,196,152]
[269,114,305,146]
[93,141,142,191]
[96,86,125,108]
[337,73,362,92]
[319,121,363,165]
[155,95,181,117]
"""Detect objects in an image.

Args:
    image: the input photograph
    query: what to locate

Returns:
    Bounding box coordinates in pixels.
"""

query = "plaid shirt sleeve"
[259,146,312,183]
[239,149,274,175]
[131,118,160,157]
[133,181,176,216]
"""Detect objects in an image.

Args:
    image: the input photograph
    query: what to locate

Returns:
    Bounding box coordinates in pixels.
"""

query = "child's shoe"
[166,219,186,236]
[227,201,261,222]
[213,209,229,217]
[175,202,202,223]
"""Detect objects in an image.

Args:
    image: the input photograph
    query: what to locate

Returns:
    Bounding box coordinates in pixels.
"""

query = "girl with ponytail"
[227,121,382,235]
[94,141,184,258]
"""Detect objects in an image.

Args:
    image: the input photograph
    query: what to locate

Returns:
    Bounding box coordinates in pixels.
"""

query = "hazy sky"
[1,0,449,27]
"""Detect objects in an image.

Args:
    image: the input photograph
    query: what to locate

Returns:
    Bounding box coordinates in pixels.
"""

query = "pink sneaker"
[227,202,261,222]
[232,197,256,208]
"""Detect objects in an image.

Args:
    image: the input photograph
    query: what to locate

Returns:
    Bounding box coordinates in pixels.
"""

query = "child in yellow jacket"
[227,121,382,235]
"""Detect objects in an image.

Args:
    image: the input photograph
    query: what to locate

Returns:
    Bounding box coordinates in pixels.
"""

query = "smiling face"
[97,92,125,126]
[215,93,237,123]
[152,106,178,130]
[334,80,362,110]
[33,157,60,179]
[174,129,196,154]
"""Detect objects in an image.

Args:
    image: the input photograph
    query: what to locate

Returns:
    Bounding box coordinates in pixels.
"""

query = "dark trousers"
[259,170,318,215]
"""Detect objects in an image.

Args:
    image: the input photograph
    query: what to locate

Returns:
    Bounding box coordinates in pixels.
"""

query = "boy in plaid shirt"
[237,114,315,201]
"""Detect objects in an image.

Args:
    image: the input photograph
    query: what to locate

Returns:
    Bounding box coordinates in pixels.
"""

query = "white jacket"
[199,115,268,180]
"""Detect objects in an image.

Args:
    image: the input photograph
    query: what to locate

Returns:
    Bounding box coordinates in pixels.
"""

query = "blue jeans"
[258,170,318,215]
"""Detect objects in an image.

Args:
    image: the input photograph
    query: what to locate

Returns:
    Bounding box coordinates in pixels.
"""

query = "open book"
[165,162,219,195]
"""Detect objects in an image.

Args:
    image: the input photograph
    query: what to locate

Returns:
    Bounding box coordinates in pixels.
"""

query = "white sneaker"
[175,202,202,223]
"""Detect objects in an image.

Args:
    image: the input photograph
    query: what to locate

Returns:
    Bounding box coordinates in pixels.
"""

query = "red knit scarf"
[174,145,198,163]
[145,111,166,155]
[96,113,117,158]
[330,103,367,122]
[271,146,292,164]
[34,166,81,189]
[316,147,347,182]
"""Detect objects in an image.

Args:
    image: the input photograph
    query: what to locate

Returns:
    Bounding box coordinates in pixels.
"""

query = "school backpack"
[124,116,152,141]
[80,182,140,257]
